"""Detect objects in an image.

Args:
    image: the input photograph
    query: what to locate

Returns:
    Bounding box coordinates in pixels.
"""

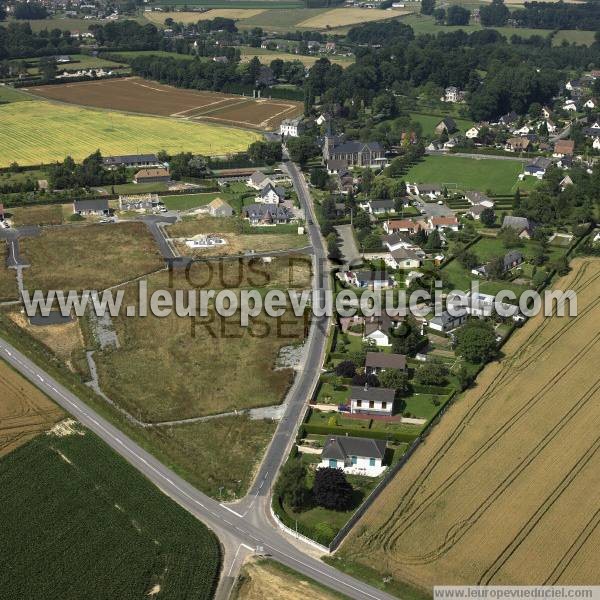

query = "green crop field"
[0,427,221,599]
[0,100,261,167]
[404,155,525,195]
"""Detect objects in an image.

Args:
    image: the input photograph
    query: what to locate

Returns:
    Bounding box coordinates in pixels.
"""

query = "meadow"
[0,359,63,457]
[238,46,354,68]
[0,426,221,598]
[0,85,34,104]
[341,258,600,589]
[409,112,474,136]
[404,155,524,195]
[0,99,261,166]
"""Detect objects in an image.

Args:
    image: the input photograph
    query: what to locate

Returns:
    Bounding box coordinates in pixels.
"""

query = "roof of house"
[430,310,462,328]
[554,139,575,155]
[387,218,423,231]
[260,182,285,199]
[208,197,232,210]
[74,198,109,211]
[438,117,456,130]
[499,111,518,124]
[352,270,391,283]
[330,140,383,154]
[526,156,553,171]
[365,352,406,370]
[244,203,292,220]
[391,248,421,262]
[503,215,530,231]
[369,199,395,210]
[507,137,530,149]
[383,232,411,247]
[327,158,349,172]
[321,436,387,461]
[469,203,488,215]
[249,171,270,186]
[503,250,524,269]
[417,184,442,193]
[465,190,490,204]
[135,168,170,178]
[350,385,396,403]
[431,216,458,227]
[103,154,158,165]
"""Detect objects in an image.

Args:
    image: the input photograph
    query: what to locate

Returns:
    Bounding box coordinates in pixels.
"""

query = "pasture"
[0,359,63,457]
[341,258,600,589]
[28,76,302,131]
[0,426,221,598]
[20,222,164,292]
[239,46,354,68]
[10,204,64,226]
[404,155,524,195]
[0,85,33,104]
[0,99,261,166]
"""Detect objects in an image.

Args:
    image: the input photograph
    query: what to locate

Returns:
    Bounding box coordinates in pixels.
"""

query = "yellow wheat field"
[341,258,600,590]
[296,8,410,29]
[145,9,265,25]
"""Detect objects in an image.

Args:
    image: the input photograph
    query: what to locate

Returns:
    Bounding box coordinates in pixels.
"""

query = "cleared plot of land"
[145,8,266,24]
[0,242,17,301]
[92,261,310,421]
[0,98,260,166]
[28,76,301,131]
[20,222,164,292]
[10,204,63,226]
[0,425,221,598]
[239,46,354,68]
[341,258,600,589]
[234,559,349,600]
[0,359,63,457]
[405,155,524,195]
[297,7,410,29]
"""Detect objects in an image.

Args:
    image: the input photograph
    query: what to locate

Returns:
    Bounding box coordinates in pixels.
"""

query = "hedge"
[411,384,455,395]
[303,423,418,444]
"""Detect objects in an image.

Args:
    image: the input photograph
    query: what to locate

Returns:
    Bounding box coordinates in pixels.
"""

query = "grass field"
[0,99,261,166]
[145,8,266,24]
[10,204,64,226]
[340,258,600,589]
[161,192,223,210]
[21,222,164,292]
[238,46,354,68]
[552,30,597,46]
[0,424,221,598]
[234,558,350,600]
[0,242,17,301]
[28,76,301,131]
[26,53,126,73]
[0,359,63,457]
[404,155,524,195]
[0,85,34,104]
[409,112,474,136]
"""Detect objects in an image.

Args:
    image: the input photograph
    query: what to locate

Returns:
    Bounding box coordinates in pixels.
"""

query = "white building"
[319,436,387,477]
[280,118,304,137]
[465,126,480,139]
[349,385,396,416]
[442,86,465,103]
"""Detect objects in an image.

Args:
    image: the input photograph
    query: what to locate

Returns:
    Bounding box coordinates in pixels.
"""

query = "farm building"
[73,199,110,216]
[134,168,170,184]
[319,436,387,477]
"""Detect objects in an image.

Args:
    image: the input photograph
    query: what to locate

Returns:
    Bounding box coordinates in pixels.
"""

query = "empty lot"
[341,258,600,589]
[28,77,302,130]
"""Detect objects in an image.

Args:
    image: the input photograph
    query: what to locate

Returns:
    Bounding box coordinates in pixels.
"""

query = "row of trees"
[0,22,78,59]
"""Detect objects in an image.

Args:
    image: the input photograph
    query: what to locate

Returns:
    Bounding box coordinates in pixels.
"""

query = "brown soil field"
[340,258,600,589]
[0,359,64,457]
[28,77,302,131]
[234,559,348,600]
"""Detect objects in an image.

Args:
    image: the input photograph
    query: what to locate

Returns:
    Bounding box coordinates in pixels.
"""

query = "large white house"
[319,435,387,477]
[280,118,304,137]
[349,385,396,416]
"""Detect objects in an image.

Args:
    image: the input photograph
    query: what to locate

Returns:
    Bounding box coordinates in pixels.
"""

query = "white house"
[247,171,275,190]
[594,137,600,150]
[512,124,531,136]
[562,100,577,112]
[382,232,414,252]
[429,216,460,231]
[584,99,597,109]
[257,183,285,204]
[280,118,304,137]
[428,310,467,333]
[341,270,395,289]
[349,385,396,416]
[407,183,442,199]
[316,113,328,126]
[319,436,387,477]
[441,86,464,103]
[386,248,423,270]
[365,352,406,375]
[465,126,480,139]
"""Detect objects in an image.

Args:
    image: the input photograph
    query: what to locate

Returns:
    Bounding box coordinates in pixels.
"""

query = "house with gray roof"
[257,182,285,204]
[365,352,406,375]
[247,171,275,190]
[73,198,110,216]
[319,435,387,476]
[244,203,293,226]
[523,157,553,179]
[323,135,385,167]
[350,385,396,416]
[103,154,159,169]
[502,215,533,239]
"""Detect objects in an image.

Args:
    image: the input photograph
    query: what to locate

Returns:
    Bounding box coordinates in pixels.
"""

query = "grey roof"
[526,156,553,171]
[321,436,387,461]
[249,171,270,186]
[465,190,490,204]
[260,182,285,199]
[438,117,456,130]
[331,140,383,154]
[244,203,292,221]
[353,270,391,283]
[74,198,109,211]
[430,310,463,328]
[418,184,442,194]
[369,199,395,210]
[469,203,487,215]
[383,232,411,246]
[102,154,157,166]
[365,352,406,370]
[504,250,523,270]
[502,215,530,231]
[391,248,421,261]
[350,386,396,403]
[327,159,348,172]
[499,111,518,125]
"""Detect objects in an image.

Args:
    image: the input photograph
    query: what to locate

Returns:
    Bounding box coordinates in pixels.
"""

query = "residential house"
[512,124,531,136]
[465,126,480,139]
[363,314,400,347]
[544,119,557,134]
[118,193,160,212]
[566,79,583,92]
[541,106,552,119]
[593,137,600,150]
[244,203,293,226]
[465,191,493,207]
[562,100,577,112]
[386,247,423,270]
[505,137,530,152]
[498,111,518,127]
[583,121,600,137]
[382,232,413,252]
[247,171,275,190]
[367,199,396,215]
[559,175,574,190]
[406,183,442,198]
[522,157,553,179]
[442,86,465,103]
[73,198,110,216]
[584,99,597,109]
[384,218,427,235]
[503,249,524,271]
[280,118,304,137]
[502,215,533,238]
[133,168,170,184]
[103,154,160,169]
[319,436,387,477]
[257,183,285,204]
[342,270,395,290]
[467,203,488,220]
[323,135,385,168]
[350,385,396,416]
[429,216,459,231]
[365,352,406,375]
[553,139,575,158]
[428,310,467,333]
[207,197,234,217]
[434,117,457,135]
[326,159,349,174]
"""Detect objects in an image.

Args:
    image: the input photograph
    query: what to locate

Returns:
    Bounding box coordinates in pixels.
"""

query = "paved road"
[0,225,40,267]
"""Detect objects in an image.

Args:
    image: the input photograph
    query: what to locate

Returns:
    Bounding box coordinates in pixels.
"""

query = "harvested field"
[28,76,302,131]
[21,222,164,292]
[145,9,265,24]
[0,241,17,301]
[296,7,410,28]
[0,359,63,457]
[341,258,600,589]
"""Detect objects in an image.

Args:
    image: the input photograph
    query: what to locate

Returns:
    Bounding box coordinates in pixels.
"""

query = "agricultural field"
[0,359,63,457]
[90,260,310,421]
[295,7,410,29]
[0,424,221,598]
[340,258,600,590]
[234,559,349,600]
[0,85,33,104]
[0,99,261,166]
[145,8,266,24]
[28,76,302,131]
[0,242,17,301]
[238,46,354,68]
[20,222,164,292]
[405,155,525,195]
[552,30,597,46]
[26,53,127,74]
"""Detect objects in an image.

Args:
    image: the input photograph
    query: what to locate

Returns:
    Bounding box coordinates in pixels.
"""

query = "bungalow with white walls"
[349,385,396,416]
[319,436,387,477]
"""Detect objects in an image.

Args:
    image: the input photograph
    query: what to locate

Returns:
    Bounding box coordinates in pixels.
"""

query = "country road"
[0,161,399,600]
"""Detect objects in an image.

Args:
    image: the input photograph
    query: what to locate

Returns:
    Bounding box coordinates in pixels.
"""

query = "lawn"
[552,30,597,46]
[0,242,17,301]
[111,50,199,61]
[27,53,127,72]
[0,100,261,167]
[0,427,221,598]
[238,46,353,68]
[409,112,474,136]
[404,155,524,195]
[21,222,165,292]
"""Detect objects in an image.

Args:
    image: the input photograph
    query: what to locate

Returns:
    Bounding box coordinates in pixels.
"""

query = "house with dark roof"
[434,117,457,135]
[73,198,110,216]
[365,352,406,375]
[429,310,468,333]
[366,199,396,215]
[350,385,396,416]
[133,168,170,184]
[465,191,493,207]
[244,203,293,226]
[103,154,159,169]
[523,157,553,179]
[319,435,387,476]
[257,182,285,204]
[503,215,533,239]
[247,171,275,190]
[323,135,385,167]
[386,247,423,270]
[498,111,518,127]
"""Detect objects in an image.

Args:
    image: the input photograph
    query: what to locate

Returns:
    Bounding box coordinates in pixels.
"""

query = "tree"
[327,232,341,261]
[457,248,479,270]
[378,369,410,396]
[425,229,442,251]
[248,140,282,164]
[421,0,436,15]
[456,321,497,363]
[335,360,356,378]
[286,136,319,165]
[276,459,311,510]
[480,207,496,227]
[313,467,354,511]
[38,57,57,82]
[499,227,523,248]
[486,256,506,280]
[446,5,471,25]
[479,0,509,26]
[310,168,329,189]
[415,358,449,386]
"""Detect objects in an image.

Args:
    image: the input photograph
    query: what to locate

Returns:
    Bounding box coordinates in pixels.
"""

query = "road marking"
[220,504,243,518]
